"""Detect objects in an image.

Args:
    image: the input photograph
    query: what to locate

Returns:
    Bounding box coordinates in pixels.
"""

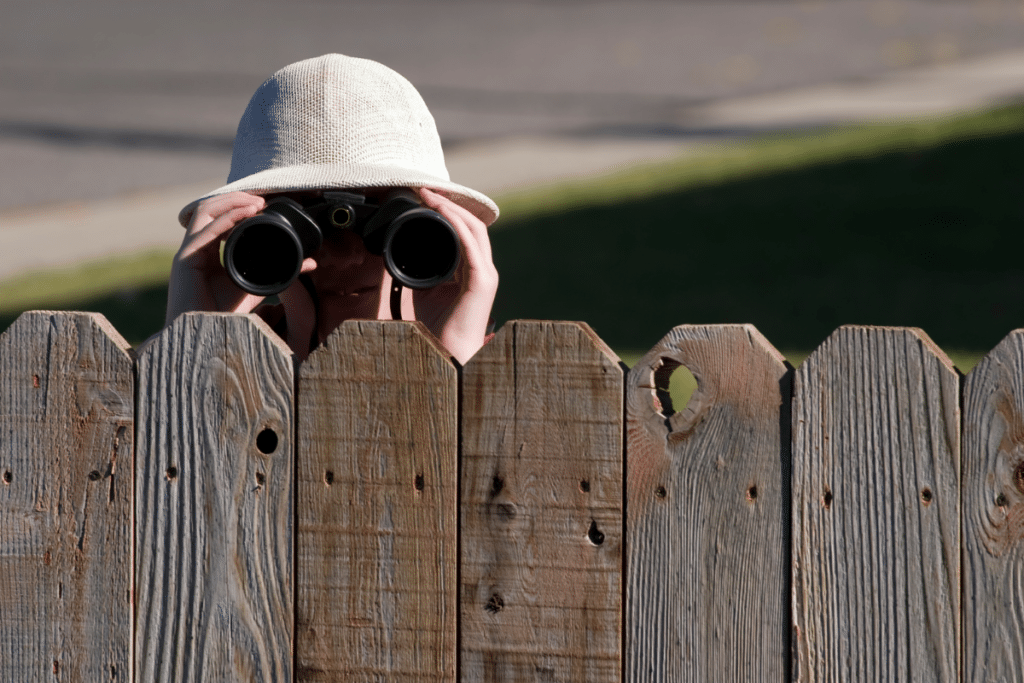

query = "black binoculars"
[223,189,461,296]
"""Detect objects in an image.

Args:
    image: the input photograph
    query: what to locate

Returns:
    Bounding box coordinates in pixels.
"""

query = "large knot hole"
[652,358,698,420]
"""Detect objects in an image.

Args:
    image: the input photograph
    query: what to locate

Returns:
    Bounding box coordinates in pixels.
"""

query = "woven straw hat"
[178,54,498,227]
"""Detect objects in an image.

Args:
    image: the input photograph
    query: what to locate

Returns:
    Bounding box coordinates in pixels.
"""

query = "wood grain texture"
[461,320,623,683]
[296,320,458,682]
[135,312,294,682]
[963,329,1024,682]
[625,324,790,682]
[792,326,959,682]
[0,311,134,681]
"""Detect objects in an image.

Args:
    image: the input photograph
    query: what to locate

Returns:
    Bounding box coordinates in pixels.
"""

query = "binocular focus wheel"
[330,206,355,228]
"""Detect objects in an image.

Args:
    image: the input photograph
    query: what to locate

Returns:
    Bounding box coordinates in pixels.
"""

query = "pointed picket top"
[141,310,293,358]
[799,324,957,375]
[301,317,455,379]
[0,311,134,681]
[472,318,622,367]
[625,323,790,683]
[793,325,960,682]
[963,329,1024,682]
[0,308,133,357]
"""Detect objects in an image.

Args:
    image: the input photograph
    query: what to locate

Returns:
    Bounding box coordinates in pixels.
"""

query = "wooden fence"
[0,310,1021,681]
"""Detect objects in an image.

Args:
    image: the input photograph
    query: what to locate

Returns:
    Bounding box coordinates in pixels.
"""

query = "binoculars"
[223,189,461,296]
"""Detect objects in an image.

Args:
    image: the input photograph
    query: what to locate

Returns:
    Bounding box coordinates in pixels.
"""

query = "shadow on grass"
[490,121,1024,355]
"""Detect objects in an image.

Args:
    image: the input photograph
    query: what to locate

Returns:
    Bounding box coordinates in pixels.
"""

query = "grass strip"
[0,249,174,313]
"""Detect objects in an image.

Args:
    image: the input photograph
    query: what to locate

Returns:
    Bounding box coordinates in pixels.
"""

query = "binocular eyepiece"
[223,189,461,296]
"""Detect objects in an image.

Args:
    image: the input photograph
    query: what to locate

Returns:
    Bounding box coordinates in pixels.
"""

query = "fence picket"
[963,330,1024,681]
[792,326,960,682]
[295,320,458,681]
[134,312,294,682]
[460,320,624,682]
[625,324,790,682]
[0,311,134,681]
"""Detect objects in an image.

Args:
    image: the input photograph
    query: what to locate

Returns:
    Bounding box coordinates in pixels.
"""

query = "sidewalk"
[2,49,1023,282]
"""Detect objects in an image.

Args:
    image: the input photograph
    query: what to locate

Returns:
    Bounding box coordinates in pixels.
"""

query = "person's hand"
[410,188,498,364]
[166,191,321,358]
[165,192,269,325]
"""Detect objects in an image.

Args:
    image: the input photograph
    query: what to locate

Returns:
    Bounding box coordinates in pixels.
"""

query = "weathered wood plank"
[461,320,623,683]
[135,312,294,682]
[792,326,959,682]
[625,324,790,682]
[0,311,134,681]
[963,330,1024,681]
[296,320,458,682]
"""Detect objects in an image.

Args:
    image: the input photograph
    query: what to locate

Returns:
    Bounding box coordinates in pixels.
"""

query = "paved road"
[1,0,1024,277]
[4,0,1024,210]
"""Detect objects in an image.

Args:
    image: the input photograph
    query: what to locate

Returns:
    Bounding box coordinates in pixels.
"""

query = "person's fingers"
[418,188,493,267]
[180,208,254,259]
[179,194,268,261]
[418,188,492,262]
[187,192,265,237]
[229,292,266,315]
[419,187,483,226]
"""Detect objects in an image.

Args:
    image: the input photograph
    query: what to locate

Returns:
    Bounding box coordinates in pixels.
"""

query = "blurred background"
[2,0,1024,367]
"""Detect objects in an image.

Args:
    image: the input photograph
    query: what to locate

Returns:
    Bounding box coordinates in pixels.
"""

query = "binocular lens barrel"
[224,198,322,297]
[224,216,305,297]
[385,211,460,289]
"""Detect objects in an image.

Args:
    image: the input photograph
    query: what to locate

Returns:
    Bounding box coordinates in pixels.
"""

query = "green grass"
[1,103,1022,361]
[0,250,174,345]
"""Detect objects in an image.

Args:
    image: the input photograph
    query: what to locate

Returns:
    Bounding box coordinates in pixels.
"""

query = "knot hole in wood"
[256,427,279,455]
[587,519,605,546]
[1014,461,1024,495]
[484,593,504,614]
[651,357,698,420]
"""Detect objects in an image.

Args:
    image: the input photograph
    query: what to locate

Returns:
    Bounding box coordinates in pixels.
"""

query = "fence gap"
[792,325,960,681]
[460,320,624,682]
[134,312,294,682]
[0,311,134,681]
[963,330,1024,681]
[295,320,458,681]
[625,324,790,682]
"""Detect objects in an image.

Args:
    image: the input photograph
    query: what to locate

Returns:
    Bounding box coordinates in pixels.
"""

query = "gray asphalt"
[2,0,1024,277]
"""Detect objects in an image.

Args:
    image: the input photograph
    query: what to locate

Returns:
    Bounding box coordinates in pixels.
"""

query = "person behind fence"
[166,54,499,364]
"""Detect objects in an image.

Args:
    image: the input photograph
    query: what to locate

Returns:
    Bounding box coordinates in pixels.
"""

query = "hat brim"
[178,162,499,228]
